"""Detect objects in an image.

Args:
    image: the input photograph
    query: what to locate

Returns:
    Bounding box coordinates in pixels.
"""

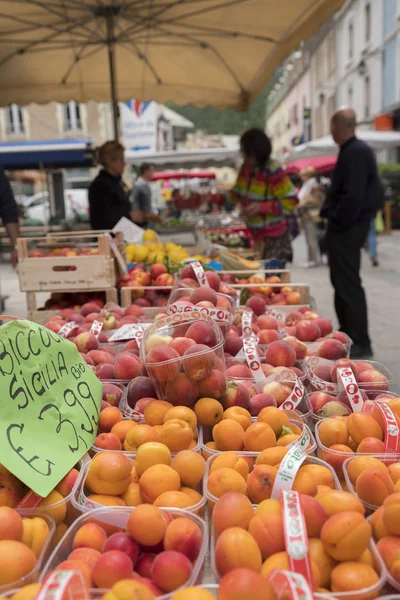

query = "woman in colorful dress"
[230,129,298,266]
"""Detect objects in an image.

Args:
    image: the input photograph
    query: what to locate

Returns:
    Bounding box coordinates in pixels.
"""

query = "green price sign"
[0,319,102,497]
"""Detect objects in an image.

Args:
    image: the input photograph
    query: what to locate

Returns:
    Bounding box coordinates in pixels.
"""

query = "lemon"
[135,245,149,262]
[143,229,157,242]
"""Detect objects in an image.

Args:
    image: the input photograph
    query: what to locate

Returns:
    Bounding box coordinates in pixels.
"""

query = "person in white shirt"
[297,166,323,267]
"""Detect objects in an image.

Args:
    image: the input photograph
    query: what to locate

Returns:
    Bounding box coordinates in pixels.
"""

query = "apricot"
[208,467,247,499]
[299,464,334,488]
[376,536,400,570]
[0,540,37,585]
[73,522,107,552]
[69,547,102,571]
[9,583,41,600]
[248,512,285,559]
[243,422,276,452]
[127,504,167,546]
[144,400,173,426]
[21,517,50,557]
[318,418,349,447]
[163,517,202,561]
[383,493,400,535]
[54,559,92,587]
[139,464,180,503]
[212,492,254,536]
[255,447,287,468]
[389,462,400,484]
[154,491,194,509]
[292,469,318,496]
[322,445,354,473]
[202,441,217,459]
[218,568,275,600]
[260,551,321,588]
[215,527,262,576]
[181,487,203,506]
[346,413,383,445]
[210,452,249,480]
[194,397,223,427]
[357,437,386,454]
[87,494,126,507]
[330,562,379,596]
[135,442,171,477]
[308,538,337,588]
[55,468,80,497]
[159,419,194,452]
[94,432,122,451]
[99,406,123,432]
[0,507,23,541]
[163,406,197,430]
[51,523,68,550]
[370,506,390,540]
[105,579,154,600]
[276,433,300,447]
[223,407,252,431]
[124,424,159,451]
[255,498,282,516]
[258,406,290,437]
[321,511,371,561]
[111,420,137,442]
[246,465,277,504]
[87,452,132,497]
[37,490,66,525]
[171,450,205,488]
[170,588,215,600]
[347,456,388,486]
[315,489,365,517]
[356,468,395,506]
[212,419,244,451]
[120,482,142,506]
[92,550,133,588]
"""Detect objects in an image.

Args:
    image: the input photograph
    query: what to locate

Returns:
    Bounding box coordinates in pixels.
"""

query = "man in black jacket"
[321,109,381,358]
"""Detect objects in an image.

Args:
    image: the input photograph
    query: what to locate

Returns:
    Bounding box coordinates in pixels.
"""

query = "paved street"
[1,231,399,393]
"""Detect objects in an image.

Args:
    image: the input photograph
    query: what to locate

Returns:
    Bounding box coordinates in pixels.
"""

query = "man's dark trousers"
[325,220,371,348]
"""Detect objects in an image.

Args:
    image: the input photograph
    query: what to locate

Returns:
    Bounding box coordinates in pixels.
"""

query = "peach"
[308,538,337,589]
[316,339,347,360]
[190,286,217,305]
[213,419,244,451]
[212,492,254,535]
[207,468,247,499]
[182,344,215,380]
[55,468,80,498]
[257,315,279,330]
[243,422,276,452]
[219,568,275,600]
[126,376,157,407]
[245,295,266,316]
[246,465,277,504]
[210,452,249,480]
[330,562,379,595]
[258,330,280,344]
[158,419,194,452]
[171,450,205,488]
[124,424,159,451]
[72,522,107,552]
[85,451,132,495]
[330,358,359,383]
[198,370,226,399]
[163,517,202,561]
[103,532,140,564]
[165,375,198,407]
[0,507,23,541]
[346,413,383,445]
[68,548,102,571]
[194,397,223,426]
[169,337,196,356]
[265,341,296,367]
[309,392,336,413]
[185,321,218,347]
[135,553,157,578]
[0,540,37,585]
[127,504,167,546]
[358,369,389,390]
[139,464,181,503]
[95,362,115,379]
[284,336,307,360]
[215,527,262,576]
[102,383,123,407]
[295,320,321,341]
[249,393,277,416]
[75,332,99,353]
[222,382,251,411]
[114,353,141,380]
[151,550,193,593]
[146,345,181,382]
[226,364,252,378]
[99,406,123,432]
[320,511,371,561]
[88,349,114,365]
[53,559,92,587]
[94,432,122,450]
[356,468,395,506]
[0,469,24,508]
[248,511,285,559]
[314,317,333,336]
[261,381,292,406]
[92,550,133,588]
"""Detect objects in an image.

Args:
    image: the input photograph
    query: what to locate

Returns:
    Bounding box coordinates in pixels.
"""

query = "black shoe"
[350,344,374,359]
[371,258,379,267]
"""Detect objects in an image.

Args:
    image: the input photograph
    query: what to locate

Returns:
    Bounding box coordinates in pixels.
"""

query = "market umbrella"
[0,0,345,138]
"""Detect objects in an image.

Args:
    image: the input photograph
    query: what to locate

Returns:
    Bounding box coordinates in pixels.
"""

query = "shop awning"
[126,147,240,169]
[285,156,337,175]
[0,139,94,171]
[152,169,216,181]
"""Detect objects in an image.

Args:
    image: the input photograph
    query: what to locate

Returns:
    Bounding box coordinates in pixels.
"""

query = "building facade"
[310,21,337,138]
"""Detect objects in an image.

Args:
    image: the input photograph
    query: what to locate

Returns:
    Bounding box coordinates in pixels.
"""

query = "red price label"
[338,367,364,412]
[90,320,103,338]
[280,378,305,411]
[281,490,314,589]
[242,336,264,380]
[268,569,313,600]
[363,399,400,453]
[191,261,208,287]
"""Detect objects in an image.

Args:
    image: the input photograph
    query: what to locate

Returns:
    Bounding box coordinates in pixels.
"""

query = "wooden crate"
[26,288,118,324]
[17,233,116,292]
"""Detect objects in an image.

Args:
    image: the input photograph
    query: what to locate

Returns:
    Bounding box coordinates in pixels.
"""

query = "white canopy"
[125,147,240,168]
[285,130,400,160]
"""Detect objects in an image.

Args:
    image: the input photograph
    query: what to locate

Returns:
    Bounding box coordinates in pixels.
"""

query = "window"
[5,104,24,135]
[348,21,354,59]
[293,104,298,125]
[63,101,82,131]
[364,76,371,118]
[348,85,353,107]
[365,3,371,42]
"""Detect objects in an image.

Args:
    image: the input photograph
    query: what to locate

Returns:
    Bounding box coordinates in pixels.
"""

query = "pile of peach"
[81,447,205,512]
[205,449,331,504]
[94,403,199,453]
[211,489,382,596]
[168,287,235,319]
[44,506,204,595]
[242,283,302,308]
[0,464,80,547]
[316,408,400,473]
[142,319,227,405]
[371,491,400,585]
[343,456,400,509]
[307,357,391,396]
[203,405,311,454]
[0,507,51,588]
[177,264,236,300]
